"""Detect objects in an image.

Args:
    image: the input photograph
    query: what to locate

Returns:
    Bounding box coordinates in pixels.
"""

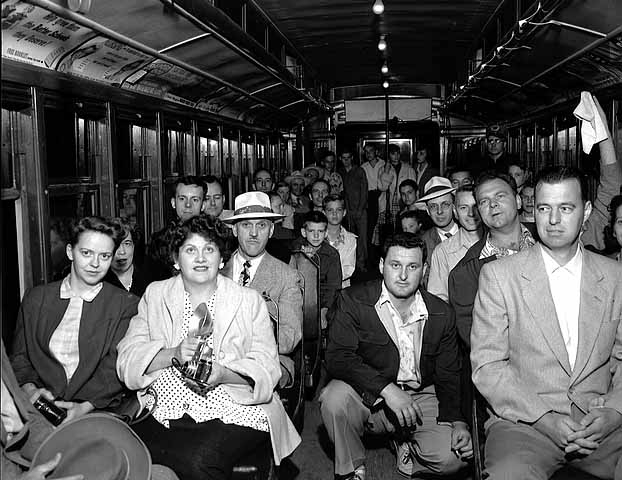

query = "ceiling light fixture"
[372,0,385,15]
[382,80,389,89]
[378,35,387,51]
[381,62,389,74]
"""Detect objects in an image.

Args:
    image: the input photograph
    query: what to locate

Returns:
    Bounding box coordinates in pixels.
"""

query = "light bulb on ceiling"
[372,0,385,15]
[382,80,389,89]
[381,62,389,74]
[378,36,387,51]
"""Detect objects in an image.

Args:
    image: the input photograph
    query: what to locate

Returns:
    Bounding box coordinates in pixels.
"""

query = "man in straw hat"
[1,341,177,480]
[417,176,459,268]
[221,192,303,388]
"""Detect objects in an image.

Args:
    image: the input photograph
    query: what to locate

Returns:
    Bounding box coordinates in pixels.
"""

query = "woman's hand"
[53,400,94,424]
[22,383,54,404]
[207,362,253,388]
[174,335,201,363]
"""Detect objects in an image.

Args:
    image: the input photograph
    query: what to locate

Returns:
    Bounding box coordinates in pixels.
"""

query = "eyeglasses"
[487,138,504,144]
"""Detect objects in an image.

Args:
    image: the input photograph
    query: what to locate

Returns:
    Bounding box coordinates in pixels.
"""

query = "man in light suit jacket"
[471,166,622,479]
[221,192,303,387]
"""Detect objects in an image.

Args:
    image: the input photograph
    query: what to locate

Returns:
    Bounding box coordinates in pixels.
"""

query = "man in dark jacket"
[319,233,471,480]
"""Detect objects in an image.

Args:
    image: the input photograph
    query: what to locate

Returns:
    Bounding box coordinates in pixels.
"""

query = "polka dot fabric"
[148,291,269,431]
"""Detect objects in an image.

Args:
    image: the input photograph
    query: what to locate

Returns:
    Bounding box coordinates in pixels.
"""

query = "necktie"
[239,260,251,286]
[444,232,453,239]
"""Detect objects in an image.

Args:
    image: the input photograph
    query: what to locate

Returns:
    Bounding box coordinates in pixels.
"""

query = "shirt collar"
[59,275,103,302]
[378,282,428,325]
[328,226,347,247]
[436,223,459,240]
[234,250,265,268]
[540,243,583,277]
[481,224,536,259]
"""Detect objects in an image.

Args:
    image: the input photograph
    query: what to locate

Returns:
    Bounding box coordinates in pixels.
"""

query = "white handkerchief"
[573,91,608,154]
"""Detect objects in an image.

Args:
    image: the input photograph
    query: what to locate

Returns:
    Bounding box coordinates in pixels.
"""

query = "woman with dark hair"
[117,215,300,479]
[11,216,139,423]
[105,217,149,297]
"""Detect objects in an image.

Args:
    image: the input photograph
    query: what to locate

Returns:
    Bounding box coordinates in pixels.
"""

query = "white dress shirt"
[361,160,385,190]
[540,244,583,370]
[231,250,265,285]
[435,223,459,242]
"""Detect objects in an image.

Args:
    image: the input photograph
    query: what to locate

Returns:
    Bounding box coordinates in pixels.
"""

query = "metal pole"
[384,92,390,159]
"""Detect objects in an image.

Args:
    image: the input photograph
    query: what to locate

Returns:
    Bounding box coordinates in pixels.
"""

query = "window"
[197,122,220,177]
[162,118,192,177]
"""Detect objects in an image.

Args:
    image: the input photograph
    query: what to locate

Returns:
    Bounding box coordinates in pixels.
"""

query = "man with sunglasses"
[473,125,517,175]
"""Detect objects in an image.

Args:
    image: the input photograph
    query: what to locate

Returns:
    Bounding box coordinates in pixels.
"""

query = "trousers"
[319,379,466,476]
[484,416,622,480]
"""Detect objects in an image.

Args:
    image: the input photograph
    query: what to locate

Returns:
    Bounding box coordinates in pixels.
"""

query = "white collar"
[540,243,583,277]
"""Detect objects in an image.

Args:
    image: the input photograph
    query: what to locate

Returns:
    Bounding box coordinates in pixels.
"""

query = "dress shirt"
[435,223,459,242]
[376,284,428,388]
[361,160,385,190]
[540,244,583,370]
[428,228,479,302]
[231,250,265,285]
[49,276,102,382]
[479,225,536,260]
[327,226,357,288]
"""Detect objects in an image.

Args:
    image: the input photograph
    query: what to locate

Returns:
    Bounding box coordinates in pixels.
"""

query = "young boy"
[266,191,295,264]
[291,211,342,328]
[399,209,427,235]
[323,194,358,288]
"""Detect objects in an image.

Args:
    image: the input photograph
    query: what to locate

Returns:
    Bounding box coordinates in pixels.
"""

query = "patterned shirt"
[149,291,268,431]
[327,226,357,288]
[376,284,428,389]
[49,276,102,382]
[479,224,536,260]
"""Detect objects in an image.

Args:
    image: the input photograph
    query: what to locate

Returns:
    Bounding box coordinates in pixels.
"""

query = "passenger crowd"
[2,94,621,480]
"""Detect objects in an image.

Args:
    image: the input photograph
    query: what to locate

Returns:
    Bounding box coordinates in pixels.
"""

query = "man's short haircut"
[340,146,355,157]
[475,170,518,197]
[253,168,272,182]
[520,180,535,191]
[322,150,336,160]
[447,167,473,177]
[399,179,418,191]
[388,144,401,155]
[202,175,222,187]
[507,160,529,171]
[382,232,427,264]
[323,194,345,209]
[610,194,622,230]
[455,184,476,196]
[535,166,588,202]
[173,175,207,197]
[365,144,376,152]
[311,178,330,192]
[276,181,289,190]
[302,210,328,228]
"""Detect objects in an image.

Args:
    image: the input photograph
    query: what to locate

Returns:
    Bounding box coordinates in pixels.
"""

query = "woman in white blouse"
[117,215,300,479]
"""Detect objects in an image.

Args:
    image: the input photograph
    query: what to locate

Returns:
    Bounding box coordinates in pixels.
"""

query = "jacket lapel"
[570,253,607,384]
[375,302,399,348]
[520,247,572,375]
[213,276,241,355]
[162,275,187,345]
[221,256,234,280]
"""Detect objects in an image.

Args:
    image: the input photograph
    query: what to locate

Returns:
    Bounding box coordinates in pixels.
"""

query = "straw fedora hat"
[32,413,151,480]
[221,191,284,223]
[417,176,457,203]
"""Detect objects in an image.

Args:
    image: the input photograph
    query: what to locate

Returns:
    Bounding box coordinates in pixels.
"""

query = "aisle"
[280,399,416,480]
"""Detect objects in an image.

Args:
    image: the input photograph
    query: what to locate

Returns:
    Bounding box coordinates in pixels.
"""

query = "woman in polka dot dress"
[117,215,300,479]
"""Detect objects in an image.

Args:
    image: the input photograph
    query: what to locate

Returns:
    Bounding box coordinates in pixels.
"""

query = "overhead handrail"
[23,0,301,122]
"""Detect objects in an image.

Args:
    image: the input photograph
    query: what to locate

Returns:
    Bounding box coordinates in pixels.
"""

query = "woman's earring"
[219,262,224,270]
[174,263,180,270]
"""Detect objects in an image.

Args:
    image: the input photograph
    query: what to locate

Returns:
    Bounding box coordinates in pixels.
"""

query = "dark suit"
[320,280,466,475]
[10,281,139,409]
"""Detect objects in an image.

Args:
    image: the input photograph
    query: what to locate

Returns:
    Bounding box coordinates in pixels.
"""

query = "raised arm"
[582,97,622,250]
